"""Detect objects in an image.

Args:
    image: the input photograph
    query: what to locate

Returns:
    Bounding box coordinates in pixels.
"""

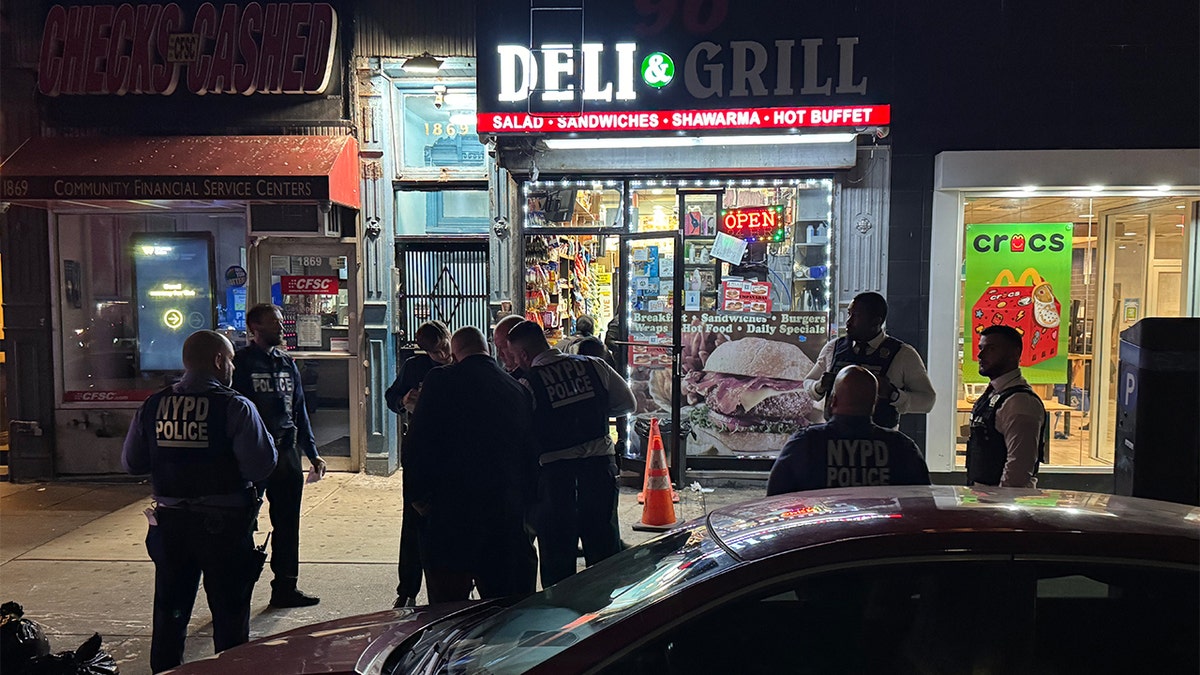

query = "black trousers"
[395,492,424,600]
[146,506,255,673]
[536,455,622,588]
[263,466,304,593]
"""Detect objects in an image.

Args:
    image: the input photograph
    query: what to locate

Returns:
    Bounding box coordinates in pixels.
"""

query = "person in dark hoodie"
[232,304,325,609]
[383,320,452,608]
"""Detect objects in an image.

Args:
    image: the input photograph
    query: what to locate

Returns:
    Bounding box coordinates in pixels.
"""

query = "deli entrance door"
[620,231,684,486]
[253,242,360,472]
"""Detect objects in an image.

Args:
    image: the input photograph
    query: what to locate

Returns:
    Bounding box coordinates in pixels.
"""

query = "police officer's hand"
[402,387,421,413]
[877,378,897,401]
[818,372,837,396]
[307,457,327,484]
[313,457,327,477]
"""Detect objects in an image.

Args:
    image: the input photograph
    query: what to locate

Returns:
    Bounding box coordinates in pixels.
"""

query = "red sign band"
[478,104,889,134]
[281,275,339,295]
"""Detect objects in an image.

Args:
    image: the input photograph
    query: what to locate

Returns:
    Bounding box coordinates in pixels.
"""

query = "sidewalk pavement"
[0,470,764,675]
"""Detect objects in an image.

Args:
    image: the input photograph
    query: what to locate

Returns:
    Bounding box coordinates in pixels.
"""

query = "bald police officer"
[123,330,277,673]
[768,366,930,495]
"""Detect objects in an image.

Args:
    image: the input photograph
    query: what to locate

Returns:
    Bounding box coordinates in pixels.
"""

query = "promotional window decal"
[963,223,1072,384]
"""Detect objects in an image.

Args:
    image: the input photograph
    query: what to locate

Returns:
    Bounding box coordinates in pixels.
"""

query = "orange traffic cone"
[638,420,679,504]
[633,418,681,532]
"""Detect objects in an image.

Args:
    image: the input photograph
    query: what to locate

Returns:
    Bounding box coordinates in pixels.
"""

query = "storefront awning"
[0,135,360,209]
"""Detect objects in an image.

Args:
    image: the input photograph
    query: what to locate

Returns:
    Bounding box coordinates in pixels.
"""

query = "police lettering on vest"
[826,438,891,487]
[536,359,598,408]
[154,395,211,447]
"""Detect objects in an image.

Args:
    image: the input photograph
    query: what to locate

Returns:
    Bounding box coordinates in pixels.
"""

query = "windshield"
[418,522,735,674]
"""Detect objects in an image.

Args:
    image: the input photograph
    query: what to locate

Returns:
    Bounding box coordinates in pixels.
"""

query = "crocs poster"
[963,223,1072,384]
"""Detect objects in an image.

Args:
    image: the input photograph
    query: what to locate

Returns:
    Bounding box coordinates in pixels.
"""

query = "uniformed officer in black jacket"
[232,304,326,608]
[122,330,277,673]
[768,365,930,495]
[507,320,636,587]
[382,320,452,608]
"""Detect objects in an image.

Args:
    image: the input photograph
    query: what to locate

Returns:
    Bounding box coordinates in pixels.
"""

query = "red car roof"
[708,486,1200,563]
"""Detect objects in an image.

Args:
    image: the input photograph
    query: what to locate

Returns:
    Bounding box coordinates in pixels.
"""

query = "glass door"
[253,242,360,472]
[620,230,683,485]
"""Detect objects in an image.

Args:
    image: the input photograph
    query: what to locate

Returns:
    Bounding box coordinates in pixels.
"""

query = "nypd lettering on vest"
[536,359,598,408]
[826,438,891,487]
[154,395,211,448]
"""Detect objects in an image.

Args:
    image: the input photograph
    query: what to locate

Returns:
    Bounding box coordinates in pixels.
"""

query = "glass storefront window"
[958,195,1197,467]
[395,189,489,234]
[57,211,246,402]
[267,254,351,353]
[395,89,485,178]
[524,182,623,229]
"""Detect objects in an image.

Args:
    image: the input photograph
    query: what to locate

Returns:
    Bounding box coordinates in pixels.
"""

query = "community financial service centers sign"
[476,0,891,134]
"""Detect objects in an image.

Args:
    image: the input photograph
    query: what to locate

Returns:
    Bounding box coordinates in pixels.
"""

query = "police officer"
[804,292,936,428]
[967,325,1048,488]
[233,303,326,608]
[382,320,452,608]
[492,314,527,379]
[768,366,929,495]
[507,320,636,587]
[122,330,276,673]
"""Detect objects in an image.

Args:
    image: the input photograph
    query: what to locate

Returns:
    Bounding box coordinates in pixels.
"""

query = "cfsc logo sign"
[971,231,1066,254]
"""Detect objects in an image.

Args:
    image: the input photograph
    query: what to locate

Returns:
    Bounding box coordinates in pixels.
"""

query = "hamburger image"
[685,337,815,456]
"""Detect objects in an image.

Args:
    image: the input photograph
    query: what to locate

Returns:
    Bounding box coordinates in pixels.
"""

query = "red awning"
[0,135,360,209]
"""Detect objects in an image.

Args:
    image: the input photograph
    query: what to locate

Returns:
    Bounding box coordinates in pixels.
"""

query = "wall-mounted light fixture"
[401,52,444,74]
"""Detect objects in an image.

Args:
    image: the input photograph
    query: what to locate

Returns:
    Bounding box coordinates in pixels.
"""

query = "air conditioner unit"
[249,202,341,237]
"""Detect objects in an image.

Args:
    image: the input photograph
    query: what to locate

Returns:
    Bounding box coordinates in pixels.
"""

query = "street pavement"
[0,471,764,675]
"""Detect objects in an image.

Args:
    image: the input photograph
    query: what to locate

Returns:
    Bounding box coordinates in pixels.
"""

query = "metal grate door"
[396,241,489,344]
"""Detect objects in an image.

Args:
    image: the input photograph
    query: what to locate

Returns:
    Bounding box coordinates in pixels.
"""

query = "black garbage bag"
[28,633,119,675]
[1,601,52,674]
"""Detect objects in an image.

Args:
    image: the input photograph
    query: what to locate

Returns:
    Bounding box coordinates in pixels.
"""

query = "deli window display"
[622,178,837,472]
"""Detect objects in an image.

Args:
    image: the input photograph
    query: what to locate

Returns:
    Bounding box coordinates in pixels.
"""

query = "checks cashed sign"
[37,2,338,96]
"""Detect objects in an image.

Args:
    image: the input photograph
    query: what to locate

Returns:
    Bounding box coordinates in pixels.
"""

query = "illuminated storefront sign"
[720,205,787,241]
[478,3,892,134]
[37,2,338,96]
[478,104,888,133]
[133,234,214,371]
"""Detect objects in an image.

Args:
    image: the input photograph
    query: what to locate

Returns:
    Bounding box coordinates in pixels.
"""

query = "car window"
[603,558,1200,675]
[1029,561,1199,674]
[421,524,736,675]
[603,559,1015,675]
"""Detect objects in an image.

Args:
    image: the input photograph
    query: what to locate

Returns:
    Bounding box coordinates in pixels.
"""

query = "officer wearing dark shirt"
[122,330,276,673]
[768,366,930,495]
[382,320,452,608]
[492,314,527,380]
[232,304,325,608]
[508,320,636,587]
[405,327,537,602]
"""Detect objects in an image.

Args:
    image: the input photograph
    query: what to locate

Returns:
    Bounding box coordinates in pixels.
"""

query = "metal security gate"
[395,239,490,345]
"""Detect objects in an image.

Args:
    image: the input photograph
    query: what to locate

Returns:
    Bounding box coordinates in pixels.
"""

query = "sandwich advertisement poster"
[963,223,1072,385]
[628,309,829,459]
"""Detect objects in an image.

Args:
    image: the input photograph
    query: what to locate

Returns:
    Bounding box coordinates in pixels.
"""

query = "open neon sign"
[720,205,786,242]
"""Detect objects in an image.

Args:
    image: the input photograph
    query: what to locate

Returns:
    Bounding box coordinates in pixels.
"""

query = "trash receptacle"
[1114,317,1199,505]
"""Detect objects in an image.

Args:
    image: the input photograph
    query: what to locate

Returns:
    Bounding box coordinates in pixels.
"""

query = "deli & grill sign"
[476,0,891,134]
[37,2,337,96]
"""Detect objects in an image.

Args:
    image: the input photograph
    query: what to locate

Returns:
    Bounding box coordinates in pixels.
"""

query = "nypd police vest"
[142,386,245,499]
[828,336,903,428]
[799,419,928,488]
[527,355,610,455]
[966,385,1048,486]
